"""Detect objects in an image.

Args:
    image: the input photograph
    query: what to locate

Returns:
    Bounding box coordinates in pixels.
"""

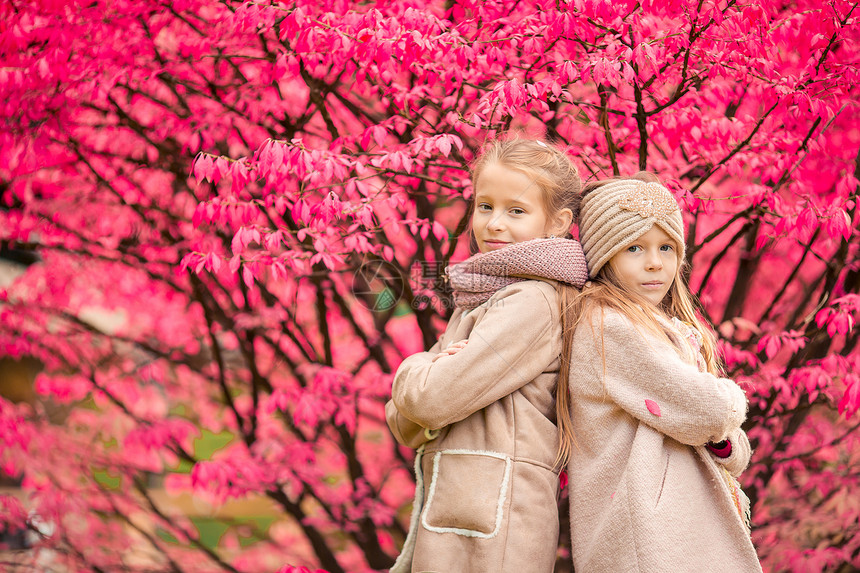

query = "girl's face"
[471,163,570,253]
[608,226,679,307]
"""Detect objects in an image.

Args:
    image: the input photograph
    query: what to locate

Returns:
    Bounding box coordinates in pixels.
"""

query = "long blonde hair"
[572,263,723,376]
[471,137,582,469]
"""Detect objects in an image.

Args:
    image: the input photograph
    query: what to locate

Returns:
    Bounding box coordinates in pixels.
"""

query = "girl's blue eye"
[660,244,674,252]
[627,245,641,253]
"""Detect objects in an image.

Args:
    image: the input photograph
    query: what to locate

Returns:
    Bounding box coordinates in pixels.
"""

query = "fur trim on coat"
[387,281,563,573]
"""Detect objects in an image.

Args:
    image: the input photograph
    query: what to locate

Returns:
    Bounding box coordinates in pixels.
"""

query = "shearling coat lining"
[386,280,563,573]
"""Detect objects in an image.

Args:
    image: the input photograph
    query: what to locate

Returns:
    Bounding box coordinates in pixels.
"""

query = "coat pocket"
[421,449,512,538]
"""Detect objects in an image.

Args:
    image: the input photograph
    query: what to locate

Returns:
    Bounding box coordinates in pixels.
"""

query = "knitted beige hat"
[578,179,685,278]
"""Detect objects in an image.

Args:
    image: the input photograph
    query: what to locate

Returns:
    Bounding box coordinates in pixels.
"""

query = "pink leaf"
[645,399,661,417]
[242,266,254,288]
[372,125,387,148]
[437,135,451,157]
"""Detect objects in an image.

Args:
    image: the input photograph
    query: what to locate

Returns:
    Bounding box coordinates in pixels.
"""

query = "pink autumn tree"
[1,0,859,571]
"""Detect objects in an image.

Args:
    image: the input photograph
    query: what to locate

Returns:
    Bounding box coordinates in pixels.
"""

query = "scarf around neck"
[446,237,588,311]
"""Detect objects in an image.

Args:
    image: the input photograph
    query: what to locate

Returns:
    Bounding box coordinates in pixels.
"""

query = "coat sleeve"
[385,334,447,449]
[391,283,559,430]
[385,398,438,449]
[708,428,752,477]
[589,310,748,446]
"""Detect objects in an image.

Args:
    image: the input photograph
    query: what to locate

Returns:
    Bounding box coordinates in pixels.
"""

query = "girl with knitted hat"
[566,172,762,572]
[385,138,588,572]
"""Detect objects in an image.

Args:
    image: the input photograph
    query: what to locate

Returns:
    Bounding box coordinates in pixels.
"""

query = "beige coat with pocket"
[386,280,562,573]
[567,308,762,572]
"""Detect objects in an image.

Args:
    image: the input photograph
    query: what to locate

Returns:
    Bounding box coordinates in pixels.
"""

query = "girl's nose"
[488,214,505,231]
[645,251,663,270]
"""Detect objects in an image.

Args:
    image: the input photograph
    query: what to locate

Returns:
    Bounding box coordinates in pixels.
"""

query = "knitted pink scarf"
[447,238,588,310]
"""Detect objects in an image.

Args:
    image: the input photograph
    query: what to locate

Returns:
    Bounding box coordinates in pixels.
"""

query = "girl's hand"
[432,339,468,361]
[706,428,752,477]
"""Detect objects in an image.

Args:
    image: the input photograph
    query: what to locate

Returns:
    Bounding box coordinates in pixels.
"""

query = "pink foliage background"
[1,0,859,571]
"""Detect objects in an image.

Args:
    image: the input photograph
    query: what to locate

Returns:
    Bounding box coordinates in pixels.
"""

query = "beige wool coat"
[386,280,563,573]
[567,308,762,573]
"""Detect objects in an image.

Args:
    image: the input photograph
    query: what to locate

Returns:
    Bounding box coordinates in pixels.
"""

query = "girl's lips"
[641,282,664,289]
[483,241,510,250]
